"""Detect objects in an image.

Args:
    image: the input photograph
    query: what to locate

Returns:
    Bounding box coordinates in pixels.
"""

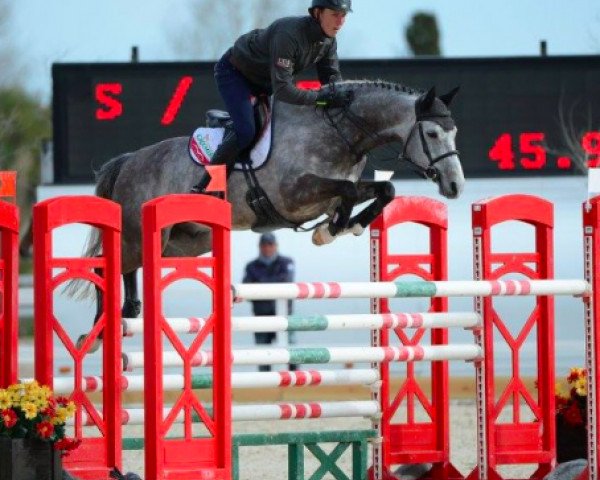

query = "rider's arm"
[316,39,341,85]
[271,31,319,106]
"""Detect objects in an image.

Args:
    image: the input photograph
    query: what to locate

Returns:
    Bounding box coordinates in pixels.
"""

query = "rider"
[191,0,354,195]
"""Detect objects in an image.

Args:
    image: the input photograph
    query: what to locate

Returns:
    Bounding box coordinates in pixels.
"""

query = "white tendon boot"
[312,224,335,245]
[312,222,365,246]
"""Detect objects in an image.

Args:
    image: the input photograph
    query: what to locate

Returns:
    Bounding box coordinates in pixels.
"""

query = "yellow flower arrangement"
[555,367,590,463]
[0,380,80,455]
[556,367,587,427]
[0,389,11,410]
[21,402,38,420]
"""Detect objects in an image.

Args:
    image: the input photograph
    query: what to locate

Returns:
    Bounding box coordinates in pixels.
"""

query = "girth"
[240,161,299,233]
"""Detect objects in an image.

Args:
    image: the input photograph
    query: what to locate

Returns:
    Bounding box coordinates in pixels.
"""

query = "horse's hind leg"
[76,255,141,353]
[80,223,210,350]
[122,270,141,318]
[162,223,213,258]
[75,267,106,353]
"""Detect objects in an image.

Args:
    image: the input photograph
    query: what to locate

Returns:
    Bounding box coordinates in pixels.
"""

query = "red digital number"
[95,83,123,121]
[161,76,194,126]
[489,132,548,171]
[296,80,321,90]
[488,133,515,170]
[583,131,600,168]
[520,132,546,169]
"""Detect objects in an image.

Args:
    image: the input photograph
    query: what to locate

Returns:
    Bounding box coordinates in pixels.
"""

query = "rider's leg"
[191,52,256,194]
[190,127,240,194]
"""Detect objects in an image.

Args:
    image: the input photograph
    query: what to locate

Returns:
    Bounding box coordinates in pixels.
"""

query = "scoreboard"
[52,56,600,183]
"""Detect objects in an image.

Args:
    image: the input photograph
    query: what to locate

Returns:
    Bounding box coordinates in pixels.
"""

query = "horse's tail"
[94,153,130,200]
[64,154,130,300]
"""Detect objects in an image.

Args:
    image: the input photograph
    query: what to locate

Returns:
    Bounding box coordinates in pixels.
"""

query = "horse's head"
[322,81,465,199]
[400,87,464,199]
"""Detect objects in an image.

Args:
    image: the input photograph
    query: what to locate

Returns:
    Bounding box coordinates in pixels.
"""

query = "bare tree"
[547,94,599,175]
[587,11,600,52]
[553,10,600,175]
[171,0,304,60]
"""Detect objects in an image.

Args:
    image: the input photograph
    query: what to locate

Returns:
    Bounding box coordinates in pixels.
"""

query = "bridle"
[318,93,460,181]
[399,113,460,181]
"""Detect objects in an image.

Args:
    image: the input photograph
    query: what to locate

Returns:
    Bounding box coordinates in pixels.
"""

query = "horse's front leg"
[287,174,359,245]
[347,180,395,230]
[312,180,395,245]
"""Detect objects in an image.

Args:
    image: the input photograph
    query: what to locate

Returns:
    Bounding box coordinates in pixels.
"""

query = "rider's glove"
[316,89,354,109]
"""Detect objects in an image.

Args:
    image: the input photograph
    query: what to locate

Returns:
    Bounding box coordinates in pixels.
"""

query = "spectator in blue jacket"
[243,233,296,372]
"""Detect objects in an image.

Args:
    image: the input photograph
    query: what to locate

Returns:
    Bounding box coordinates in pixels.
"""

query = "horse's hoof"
[312,225,335,246]
[76,334,102,353]
[351,223,365,237]
[122,300,142,318]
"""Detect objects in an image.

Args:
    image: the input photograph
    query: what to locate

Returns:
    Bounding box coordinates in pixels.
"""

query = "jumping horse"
[74,80,464,348]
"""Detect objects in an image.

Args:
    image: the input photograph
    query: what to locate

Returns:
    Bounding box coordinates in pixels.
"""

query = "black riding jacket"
[230,15,341,105]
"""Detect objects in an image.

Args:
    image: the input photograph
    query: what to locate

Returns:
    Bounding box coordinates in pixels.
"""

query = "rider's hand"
[316,89,354,109]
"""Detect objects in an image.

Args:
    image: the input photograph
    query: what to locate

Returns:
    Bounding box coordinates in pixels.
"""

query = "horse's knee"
[380,181,395,203]
[340,181,359,204]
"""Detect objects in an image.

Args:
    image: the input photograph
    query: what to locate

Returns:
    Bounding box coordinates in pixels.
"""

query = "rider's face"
[317,8,347,37]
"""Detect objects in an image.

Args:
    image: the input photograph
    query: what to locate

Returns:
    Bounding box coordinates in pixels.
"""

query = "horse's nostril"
[450,182,458,196]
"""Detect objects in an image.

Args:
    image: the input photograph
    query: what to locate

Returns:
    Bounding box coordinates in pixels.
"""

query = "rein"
[318,97,459,181]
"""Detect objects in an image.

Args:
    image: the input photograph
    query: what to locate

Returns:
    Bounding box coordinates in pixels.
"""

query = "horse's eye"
[427,131,438,139]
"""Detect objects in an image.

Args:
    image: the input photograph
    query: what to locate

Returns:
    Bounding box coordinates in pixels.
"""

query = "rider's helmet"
[309,0,352,15]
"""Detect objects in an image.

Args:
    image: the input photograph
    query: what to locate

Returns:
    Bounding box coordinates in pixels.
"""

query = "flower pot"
[556,416,588,464]
[0,437,62,480]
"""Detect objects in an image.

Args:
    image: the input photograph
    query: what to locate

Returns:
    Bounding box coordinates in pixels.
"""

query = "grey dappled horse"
[77,80,464,345]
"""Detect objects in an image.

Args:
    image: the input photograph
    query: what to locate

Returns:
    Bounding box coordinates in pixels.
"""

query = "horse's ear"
[416,87,436,113]
[439,86,460,107]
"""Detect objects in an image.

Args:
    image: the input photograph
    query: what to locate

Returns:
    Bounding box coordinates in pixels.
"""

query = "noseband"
[319,96,459,181]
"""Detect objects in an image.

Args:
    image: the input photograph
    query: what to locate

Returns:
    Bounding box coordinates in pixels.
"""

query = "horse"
[75,80,464,348]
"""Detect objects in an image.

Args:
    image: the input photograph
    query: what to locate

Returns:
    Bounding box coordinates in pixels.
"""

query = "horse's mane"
[326,79,424,96]
[329,79,455,130]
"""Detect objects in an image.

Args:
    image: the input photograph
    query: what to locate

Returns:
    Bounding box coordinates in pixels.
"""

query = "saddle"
[189,96,271,170]
[189,96,298,233]
[205,95,270,155]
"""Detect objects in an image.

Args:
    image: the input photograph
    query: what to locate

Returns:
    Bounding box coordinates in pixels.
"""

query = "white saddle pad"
[188,118,272,170]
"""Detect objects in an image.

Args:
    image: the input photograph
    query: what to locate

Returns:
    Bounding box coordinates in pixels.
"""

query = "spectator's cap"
[259,233,277,245]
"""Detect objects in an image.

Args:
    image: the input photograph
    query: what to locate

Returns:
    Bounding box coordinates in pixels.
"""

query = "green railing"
[233,429,377,480]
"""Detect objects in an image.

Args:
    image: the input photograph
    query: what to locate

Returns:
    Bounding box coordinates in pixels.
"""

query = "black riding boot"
[191,128,240,195]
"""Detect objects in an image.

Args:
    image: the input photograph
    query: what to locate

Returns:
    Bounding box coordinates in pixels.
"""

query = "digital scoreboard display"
[52,56,600,183]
